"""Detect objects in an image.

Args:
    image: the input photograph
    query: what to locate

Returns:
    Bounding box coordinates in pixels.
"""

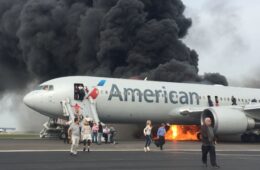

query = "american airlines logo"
[108,84,200,105]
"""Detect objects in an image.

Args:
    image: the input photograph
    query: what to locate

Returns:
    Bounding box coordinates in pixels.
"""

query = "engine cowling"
[201,107,255,135]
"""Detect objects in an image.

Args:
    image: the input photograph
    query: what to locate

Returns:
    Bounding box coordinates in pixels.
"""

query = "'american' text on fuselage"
[108,84,200,105]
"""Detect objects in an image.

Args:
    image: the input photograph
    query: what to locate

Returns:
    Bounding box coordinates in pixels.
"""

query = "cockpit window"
[48,85,54,91]
[35,85,54,91]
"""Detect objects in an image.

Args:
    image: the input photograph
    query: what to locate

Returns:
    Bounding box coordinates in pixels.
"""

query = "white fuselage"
[23,76,260,124]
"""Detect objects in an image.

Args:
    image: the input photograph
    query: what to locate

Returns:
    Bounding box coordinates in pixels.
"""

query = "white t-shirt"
[144,125,152,136]
[69,123,80,137]
[82,125,92,135]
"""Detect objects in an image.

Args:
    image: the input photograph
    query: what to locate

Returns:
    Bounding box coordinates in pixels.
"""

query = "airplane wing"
[174,106,206,119]
[243,103,260,120]
[175,104,260,121]
[243,103,260,112]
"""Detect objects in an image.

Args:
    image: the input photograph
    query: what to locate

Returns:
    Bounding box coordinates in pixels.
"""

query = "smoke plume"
[0,0,230,131]
[0,0,227,94]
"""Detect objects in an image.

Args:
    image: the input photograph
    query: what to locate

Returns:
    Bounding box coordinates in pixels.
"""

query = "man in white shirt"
[68,117,80,155]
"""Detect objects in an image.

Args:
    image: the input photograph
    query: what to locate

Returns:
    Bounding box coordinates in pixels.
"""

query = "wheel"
[241,134,249,143]
[256,135,260,142]
[59,132,66,139]
[249,134,257,143]
[196,132,201,141]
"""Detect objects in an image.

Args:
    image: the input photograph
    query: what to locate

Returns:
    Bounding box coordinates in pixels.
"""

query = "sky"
[1,0,260,131]
[182,0,260,85]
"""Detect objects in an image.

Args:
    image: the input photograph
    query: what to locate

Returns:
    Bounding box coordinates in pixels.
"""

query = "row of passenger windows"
[199,96,259,103]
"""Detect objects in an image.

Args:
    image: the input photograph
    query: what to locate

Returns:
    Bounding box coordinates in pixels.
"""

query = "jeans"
[103,133,108,143]
[92,132,97,143]
[110,132,114,143]
[158,136,165,150]
[202,145,217,166]
[97,132,103,144]
[145,135,152,147]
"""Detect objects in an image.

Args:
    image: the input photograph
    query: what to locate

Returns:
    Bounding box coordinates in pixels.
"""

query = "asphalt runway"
[0,140,260,170]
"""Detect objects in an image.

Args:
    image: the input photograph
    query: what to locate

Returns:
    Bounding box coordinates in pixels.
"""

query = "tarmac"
[0,139,260,170]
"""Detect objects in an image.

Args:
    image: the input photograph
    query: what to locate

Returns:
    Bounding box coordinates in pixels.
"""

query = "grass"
[0,133,40,139]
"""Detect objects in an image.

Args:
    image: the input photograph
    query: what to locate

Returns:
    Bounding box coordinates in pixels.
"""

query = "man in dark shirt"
[231,96,237,105]
[201,117,220,168]
[207,96,214,107]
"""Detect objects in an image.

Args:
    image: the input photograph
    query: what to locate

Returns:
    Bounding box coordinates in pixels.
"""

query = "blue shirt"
[157,127,166,137]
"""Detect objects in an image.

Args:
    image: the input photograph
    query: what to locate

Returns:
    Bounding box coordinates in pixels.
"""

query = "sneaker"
[212,165,220,169]
[202,163,207,168]
[70,152,77,156]
[147,147,150,151]
[144,147,147,152]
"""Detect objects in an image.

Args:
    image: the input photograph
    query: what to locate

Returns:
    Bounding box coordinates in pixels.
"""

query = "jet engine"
[201,107,256,135]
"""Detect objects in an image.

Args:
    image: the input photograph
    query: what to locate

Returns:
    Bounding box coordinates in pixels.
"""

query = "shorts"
[82,134,92,141]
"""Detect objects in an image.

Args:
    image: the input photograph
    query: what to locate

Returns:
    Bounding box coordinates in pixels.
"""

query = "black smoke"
[0,0,228,94]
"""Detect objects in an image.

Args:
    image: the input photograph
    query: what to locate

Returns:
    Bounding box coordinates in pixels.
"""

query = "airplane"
[0,128,16,133]
[23,76,260,141]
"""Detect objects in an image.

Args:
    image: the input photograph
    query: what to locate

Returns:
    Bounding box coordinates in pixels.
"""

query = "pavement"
[0,140,260,170]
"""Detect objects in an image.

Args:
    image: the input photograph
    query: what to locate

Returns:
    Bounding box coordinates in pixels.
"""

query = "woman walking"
[81,120,92,152]
[143,120,152,152]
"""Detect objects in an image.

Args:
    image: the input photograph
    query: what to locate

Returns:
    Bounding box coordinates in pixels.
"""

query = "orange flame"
[165,125,200,141]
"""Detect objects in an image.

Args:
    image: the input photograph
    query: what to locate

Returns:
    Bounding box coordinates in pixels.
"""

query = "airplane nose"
[23,93,33,108]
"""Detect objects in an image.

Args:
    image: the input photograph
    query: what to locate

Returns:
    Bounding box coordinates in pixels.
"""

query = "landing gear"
[40,118,66,139]
[241,133,260,143]
[59,132,67,140]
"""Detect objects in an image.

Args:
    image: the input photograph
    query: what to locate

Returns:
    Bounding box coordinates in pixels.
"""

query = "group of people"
[68,102,219,168]
[143,120,167,152]
[142,118,220,168]
[67,117,116,155]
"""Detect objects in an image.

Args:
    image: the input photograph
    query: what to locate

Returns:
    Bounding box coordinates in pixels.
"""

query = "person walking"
[68,117,80,155]
[157,123,166,150]
[201,117,220,168]
[81,120,92,152]
[63,124,70,144]
[97,122,103,145]
[103,126,110,144]
[143,120,152,152]
[92,123,98,143]
[109,126,116,144]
